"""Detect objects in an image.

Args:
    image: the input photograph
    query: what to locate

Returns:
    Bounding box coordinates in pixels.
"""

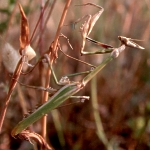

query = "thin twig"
[29,0,49,43]
[32,0,56,45]
[59,45,96,68]
[52,0,72,61]
[41,2,72,148]
[0,56,25,133]
[43,0,57,34]
[38,1,51,150]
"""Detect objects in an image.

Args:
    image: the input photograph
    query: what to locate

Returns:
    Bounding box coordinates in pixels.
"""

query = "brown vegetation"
[0,0,150,150]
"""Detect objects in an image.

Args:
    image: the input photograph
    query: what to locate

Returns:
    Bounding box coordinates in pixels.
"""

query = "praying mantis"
[0,2,145,149]
[11,35,144,136]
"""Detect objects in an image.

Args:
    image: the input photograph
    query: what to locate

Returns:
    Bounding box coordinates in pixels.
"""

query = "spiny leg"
[73,14,92,29]
[21,33,96,75]
[44,54,71,85]
[43,54,94,86]
[75,3,113,55]
[55,96,90,109]
[59,33,73,50]
[17,81,58,94]
[86,37,114,50]
[79,37,114,55]
[21,57,43,75]
[58,34,96,68]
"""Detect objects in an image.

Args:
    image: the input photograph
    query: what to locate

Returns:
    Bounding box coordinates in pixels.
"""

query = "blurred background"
[0,0,150,149]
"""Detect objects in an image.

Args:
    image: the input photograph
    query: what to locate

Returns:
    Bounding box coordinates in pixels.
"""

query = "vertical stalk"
[52,0,72,57]
[39,1,49,150]
[91,76,113,150]
[0,56,24,133]
[39,0,45,55]
[40,1,72,149]
[41,0,71,148]
[42,0,57,35]
[29,0,49,43]
[41,67,51,147]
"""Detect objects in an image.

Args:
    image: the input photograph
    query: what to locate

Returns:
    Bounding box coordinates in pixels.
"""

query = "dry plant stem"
[39,0,48,148]
[32,0,56,44]
[42,0,72,141]
[0,56,25,133]
[91,77,113,150]
[42,0,57,34]
[59,47,96,68]
[42,67,51,146]
[39,0,45,54]
[52,0,72,59]
[29,0,49,43]
[40,0,72,146]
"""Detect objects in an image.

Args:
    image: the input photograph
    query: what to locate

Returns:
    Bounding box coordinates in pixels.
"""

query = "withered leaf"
[18,3,29,52]
[17,130,52,150]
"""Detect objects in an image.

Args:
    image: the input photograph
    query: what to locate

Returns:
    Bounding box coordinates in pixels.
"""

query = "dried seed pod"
[2,43,21,73]
[23,44,36,61]
[18,3,29,51]
[18,4,36,61]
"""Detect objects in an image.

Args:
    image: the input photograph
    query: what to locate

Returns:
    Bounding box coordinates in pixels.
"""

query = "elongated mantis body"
[11,44,124,136]
[11,32,145,136]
